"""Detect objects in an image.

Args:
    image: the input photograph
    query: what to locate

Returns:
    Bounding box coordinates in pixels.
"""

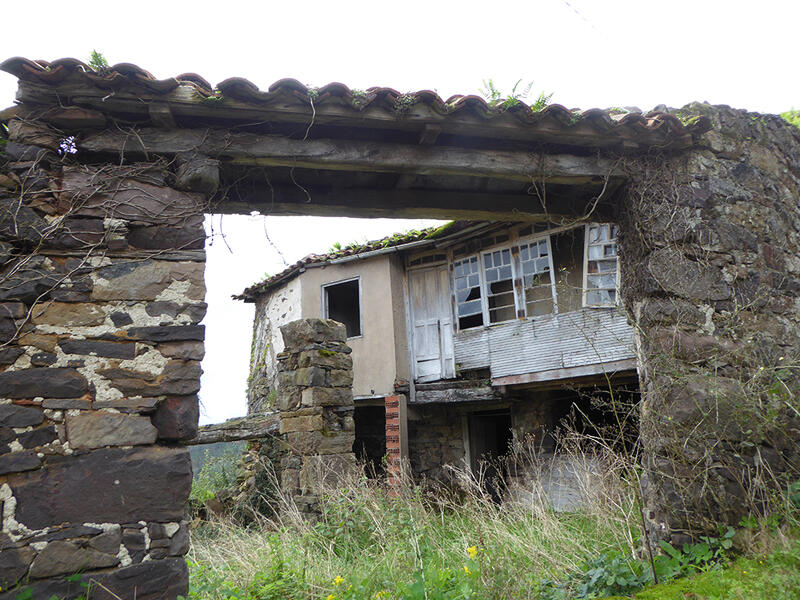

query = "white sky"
[2,0,798,423]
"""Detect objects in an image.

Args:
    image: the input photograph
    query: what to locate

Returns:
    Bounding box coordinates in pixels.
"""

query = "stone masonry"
[622,104,800,546]
[0,111,207,598]
[275,319,357,518]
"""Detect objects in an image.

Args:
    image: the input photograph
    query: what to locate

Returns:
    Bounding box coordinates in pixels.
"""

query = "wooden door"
[409,266,455,382]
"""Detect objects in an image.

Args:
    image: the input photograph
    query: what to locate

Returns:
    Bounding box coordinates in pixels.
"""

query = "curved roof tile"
[0,56,713,144]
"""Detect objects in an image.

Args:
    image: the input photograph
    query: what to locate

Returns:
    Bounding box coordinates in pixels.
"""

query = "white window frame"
[481,245,518,325]
[582,223,620,308]
[321,276,363,339]
[516,233,558,318]
[451,229,560,332]
[452,255,487,331]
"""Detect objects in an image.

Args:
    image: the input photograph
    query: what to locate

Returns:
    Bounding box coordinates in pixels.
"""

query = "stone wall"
[621,104,800,544]
[407,395,552,483]
[274,319,357,518]
[248,277,302,413]
[408,404,465,481]
[0,114,206,598]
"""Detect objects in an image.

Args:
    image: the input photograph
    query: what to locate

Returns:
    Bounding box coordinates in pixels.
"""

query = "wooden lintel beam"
[419,124,441,145]
[79,127,624,185]
[223,185,586,222]
[148,102,177,129]
[182,412,280,445]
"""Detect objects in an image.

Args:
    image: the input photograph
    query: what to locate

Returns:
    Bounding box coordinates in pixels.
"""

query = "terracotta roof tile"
[0,56,712,148]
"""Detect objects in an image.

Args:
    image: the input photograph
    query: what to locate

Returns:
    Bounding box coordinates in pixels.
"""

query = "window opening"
[583,224,619,307]
[483,248,516,323]
[323,278,361,337]
[519,237,556,316]
[453,256,484,329]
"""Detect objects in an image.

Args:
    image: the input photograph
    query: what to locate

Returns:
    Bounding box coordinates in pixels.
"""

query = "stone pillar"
[0,116,206,598]
[620,104,800,545]
[385,394,408,487]
[275,319,356,518]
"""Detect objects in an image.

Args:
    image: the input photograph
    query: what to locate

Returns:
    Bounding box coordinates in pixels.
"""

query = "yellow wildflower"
[327,595,336,600]
[375,591,389,599]
[467,545,478,558]
[463,565,471,575]
[333,576,345,586]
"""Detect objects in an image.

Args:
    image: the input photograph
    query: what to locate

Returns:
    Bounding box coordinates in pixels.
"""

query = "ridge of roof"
[235,221,467,301]
[0,57,712,147]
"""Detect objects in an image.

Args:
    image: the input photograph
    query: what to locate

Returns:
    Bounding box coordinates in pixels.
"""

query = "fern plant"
[479,78,552,111]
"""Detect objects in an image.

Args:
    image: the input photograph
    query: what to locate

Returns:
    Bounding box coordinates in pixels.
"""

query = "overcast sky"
[2,0,797,423]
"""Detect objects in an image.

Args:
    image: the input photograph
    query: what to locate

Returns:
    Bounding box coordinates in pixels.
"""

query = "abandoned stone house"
[0,56,798,600]
[240,219,638,487]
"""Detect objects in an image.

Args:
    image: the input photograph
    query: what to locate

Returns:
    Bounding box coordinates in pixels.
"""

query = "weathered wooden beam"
[224,184,592,222]
[419,124,441,145]
[183,412,279,445]
[491,359,638,389]
[174,151,220,194]
[411,384,501,404]
[148,102,177,129]
[79,128,623,184]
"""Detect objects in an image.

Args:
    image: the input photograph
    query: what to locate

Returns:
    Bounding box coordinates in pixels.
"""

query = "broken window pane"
[483,249,515,323]
[519,237,555,317]
[454,256,484,329]
[584,223,619,307]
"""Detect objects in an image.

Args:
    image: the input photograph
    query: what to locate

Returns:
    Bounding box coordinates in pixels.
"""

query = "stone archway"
[1,57,798,597]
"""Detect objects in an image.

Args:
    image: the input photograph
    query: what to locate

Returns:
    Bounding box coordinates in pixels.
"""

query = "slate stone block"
[158,340,205,360]
[0,403,43,427]
[128,220,205,250]
[0,197,48,243]
[31,301,105,326]
[0,556,188,600]
[0,256,60,303]
[152,396,199,441]
[88,528,122,554]
[0,451,42,475]
[28,540,119,578]
[66,412,158,450]
[99,360,202,396]
[0,544,35,589]
[30,352,56,366]
[17,425,57,449]
[59,339,137,359]
[109,311,133,326]
[62,164,205,226]
[91,259,204,302]
[168,524,190,556]
[126,325,205,342]
[0,346,24,365]
[0,302,26,319]
[0,368,88,399]
[5,447,192,529]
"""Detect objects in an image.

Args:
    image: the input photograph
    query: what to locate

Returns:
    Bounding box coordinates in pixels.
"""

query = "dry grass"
[187,439,643,599]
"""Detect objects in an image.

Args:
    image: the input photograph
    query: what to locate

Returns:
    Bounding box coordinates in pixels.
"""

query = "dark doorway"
[353,405,386,477]
[468,409,513,499]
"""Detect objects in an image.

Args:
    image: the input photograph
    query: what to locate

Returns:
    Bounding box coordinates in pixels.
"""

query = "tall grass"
[187,440,643,599]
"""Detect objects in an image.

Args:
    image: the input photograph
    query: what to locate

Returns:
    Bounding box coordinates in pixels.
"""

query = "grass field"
[185,445,800,600]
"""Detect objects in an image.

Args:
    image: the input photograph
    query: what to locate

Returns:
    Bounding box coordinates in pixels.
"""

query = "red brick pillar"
[384,394,408,487]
